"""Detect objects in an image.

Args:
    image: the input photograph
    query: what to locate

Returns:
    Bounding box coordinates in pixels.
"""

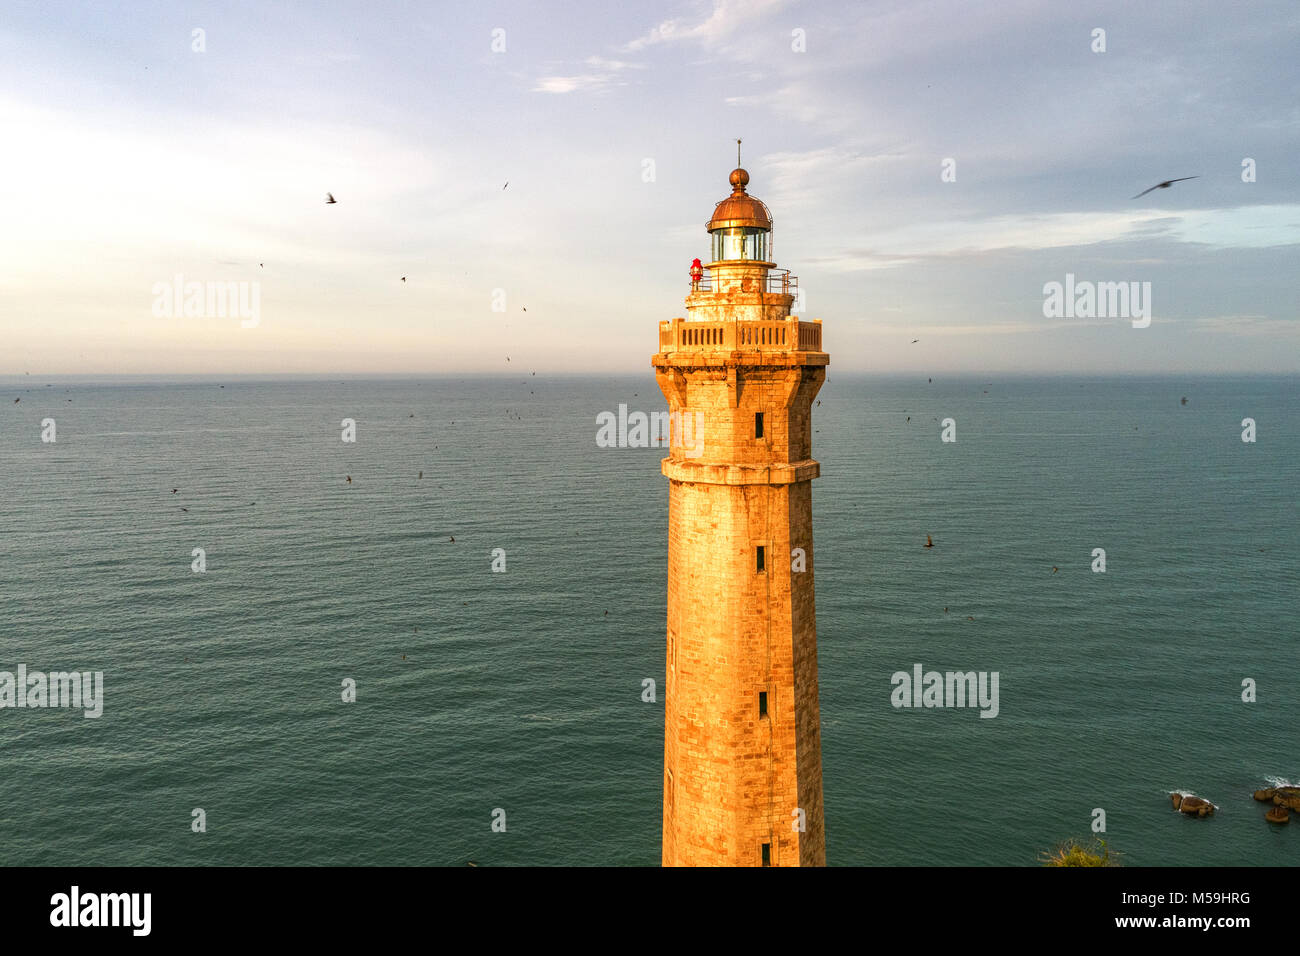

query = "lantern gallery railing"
[658,317,823,353]
[692,268,798,295]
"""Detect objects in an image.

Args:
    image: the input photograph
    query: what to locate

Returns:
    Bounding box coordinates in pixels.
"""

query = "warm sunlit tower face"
[653,164,828,866]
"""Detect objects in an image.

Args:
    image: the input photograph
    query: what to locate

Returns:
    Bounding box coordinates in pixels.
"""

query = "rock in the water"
[1273,790,1300,812]
[1265,805,1290,825]
[1178,795,1214,817]
[1171,793,1184,810]
[1254,788,1277,802]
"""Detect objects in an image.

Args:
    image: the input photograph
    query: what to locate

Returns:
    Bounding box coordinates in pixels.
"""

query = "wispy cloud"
[814,213,1300,273]
[532,75,606,94]
[1191,315,1299,336]
[533,55,643,94]
[624,0,790,52]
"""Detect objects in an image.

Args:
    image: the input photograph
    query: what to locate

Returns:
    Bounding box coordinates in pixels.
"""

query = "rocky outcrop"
[1253,786,1300,811]
[1171,793,1215,817]
[1265,805,1290,825]
[1274,788,1300,811]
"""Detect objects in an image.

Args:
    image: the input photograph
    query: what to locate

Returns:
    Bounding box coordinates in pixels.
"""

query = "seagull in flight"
[1132,177,1198,200]
[325,192,337,204]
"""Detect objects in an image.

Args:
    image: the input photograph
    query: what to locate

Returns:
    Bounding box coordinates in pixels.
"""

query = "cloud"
[532,55,642,94]
[1191,315,1299,336]
[533,75,607,94]
[624,0,790,52]
[584,55,643,72]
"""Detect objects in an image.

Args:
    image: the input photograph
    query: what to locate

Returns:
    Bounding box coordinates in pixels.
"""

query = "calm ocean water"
[0,373,1295,866]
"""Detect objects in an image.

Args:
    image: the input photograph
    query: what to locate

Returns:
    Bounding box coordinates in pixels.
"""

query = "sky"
[1,0,1297,376]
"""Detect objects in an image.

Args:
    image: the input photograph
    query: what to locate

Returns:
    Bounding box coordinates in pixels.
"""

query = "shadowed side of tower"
[654,165,828,867]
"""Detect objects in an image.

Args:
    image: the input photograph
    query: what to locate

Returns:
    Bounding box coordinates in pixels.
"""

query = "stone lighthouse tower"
[653,159,828,867]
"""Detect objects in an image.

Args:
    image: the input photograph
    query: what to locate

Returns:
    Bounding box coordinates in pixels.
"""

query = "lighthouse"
[653,158,828,866]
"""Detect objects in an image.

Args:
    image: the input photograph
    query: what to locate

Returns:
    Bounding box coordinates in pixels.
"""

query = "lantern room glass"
[711,227,769,262]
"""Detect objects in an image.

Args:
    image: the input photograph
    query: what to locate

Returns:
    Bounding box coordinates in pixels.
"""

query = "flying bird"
[401,277,406,282]
[502,182,508,190]
[911,339,919,344]
[346,475,352,484]
[325,192,337,204]
[1180,396,1188,405]
[1131,176,1198,200]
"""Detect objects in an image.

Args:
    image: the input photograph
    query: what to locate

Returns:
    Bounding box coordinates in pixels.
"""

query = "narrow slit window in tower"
[761,843,771,867]
[759,691,768,718]
[755,411,764,438]
[756,545,765,572]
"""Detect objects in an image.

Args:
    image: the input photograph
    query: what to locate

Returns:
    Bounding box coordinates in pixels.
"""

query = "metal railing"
[691,268,798,296]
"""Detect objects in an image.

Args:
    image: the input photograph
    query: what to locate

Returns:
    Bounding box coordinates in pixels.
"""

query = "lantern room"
[707,168,773,264]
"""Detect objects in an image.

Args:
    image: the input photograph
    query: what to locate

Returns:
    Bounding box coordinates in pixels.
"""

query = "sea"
[0,373,1295,866]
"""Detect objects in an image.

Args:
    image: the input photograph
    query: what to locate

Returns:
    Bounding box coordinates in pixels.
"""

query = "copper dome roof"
[706,168,772,231]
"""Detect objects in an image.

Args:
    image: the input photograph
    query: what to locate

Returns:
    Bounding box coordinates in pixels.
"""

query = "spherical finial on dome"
[707,166,772,232]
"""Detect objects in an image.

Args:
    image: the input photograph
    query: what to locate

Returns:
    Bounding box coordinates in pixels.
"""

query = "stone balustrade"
[657,317,823,354]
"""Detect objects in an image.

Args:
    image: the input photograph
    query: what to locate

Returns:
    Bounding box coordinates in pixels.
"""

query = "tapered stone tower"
[653,162,828,866]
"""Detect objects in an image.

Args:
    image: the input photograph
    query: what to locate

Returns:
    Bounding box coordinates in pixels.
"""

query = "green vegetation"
[1039,837,1120,867]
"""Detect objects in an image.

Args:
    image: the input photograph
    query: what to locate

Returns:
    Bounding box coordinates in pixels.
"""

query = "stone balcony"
[655,317,826,367]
